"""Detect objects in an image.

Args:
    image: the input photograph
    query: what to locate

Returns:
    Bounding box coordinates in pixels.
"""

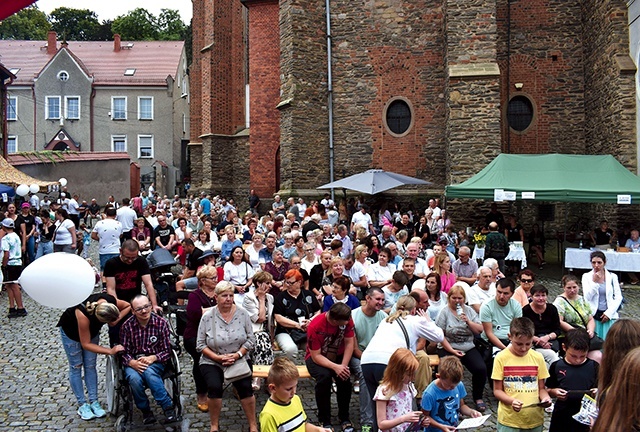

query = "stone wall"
[278,0,330,193]
[583,0,636,166]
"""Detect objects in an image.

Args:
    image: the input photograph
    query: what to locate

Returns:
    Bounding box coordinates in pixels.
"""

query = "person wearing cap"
[2,218,27,317]
[16,202,37,265]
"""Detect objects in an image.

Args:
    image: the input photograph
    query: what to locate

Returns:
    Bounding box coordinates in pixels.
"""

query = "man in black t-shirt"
[104,240,159,307]
[153,215,176,250]
[16,202,37,265]
[175,238,203,293]
[104,240,160,345]
[392,213,413,244]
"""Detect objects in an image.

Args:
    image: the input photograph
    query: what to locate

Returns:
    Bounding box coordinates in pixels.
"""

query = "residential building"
[1,32,190,196]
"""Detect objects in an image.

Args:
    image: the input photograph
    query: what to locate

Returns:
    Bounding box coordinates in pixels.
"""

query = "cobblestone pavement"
[1,244,638,431]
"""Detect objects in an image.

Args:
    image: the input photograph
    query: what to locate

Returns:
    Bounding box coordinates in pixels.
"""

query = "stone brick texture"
[190,0,638,233]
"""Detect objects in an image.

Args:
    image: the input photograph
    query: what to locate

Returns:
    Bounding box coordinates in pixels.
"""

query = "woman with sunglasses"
[513,269,536,307]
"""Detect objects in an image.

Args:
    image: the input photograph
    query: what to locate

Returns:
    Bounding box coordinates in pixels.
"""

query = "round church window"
[384,98,413,136]
[507,95,534,132]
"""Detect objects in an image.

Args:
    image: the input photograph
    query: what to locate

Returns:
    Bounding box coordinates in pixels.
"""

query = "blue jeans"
[349,357,373,426]
[124,362,173,411]
[25,236,35,264]
[60,328,99,405]
[35,241,53,259]
[99,253,119,270]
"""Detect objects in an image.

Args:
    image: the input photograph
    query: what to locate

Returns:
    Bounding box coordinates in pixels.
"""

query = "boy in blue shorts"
[492,317,552,432]
[421,356,482,431]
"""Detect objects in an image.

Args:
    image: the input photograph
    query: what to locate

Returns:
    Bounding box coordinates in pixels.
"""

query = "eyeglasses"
[520,279,533,284]
[284,280,299,285]
[204,277,218,282]
[134,303,152,313]
[305,249,314,252]
[290,262,301,266]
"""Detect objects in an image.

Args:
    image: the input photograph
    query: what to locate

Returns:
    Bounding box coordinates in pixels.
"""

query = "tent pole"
[562,203,568,272]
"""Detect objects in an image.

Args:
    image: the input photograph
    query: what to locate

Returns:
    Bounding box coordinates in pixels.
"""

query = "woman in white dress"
[224,246,256,307]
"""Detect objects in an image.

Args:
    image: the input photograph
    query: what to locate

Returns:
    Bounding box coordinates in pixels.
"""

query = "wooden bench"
[253,364,311,379]
[253,355,438,380]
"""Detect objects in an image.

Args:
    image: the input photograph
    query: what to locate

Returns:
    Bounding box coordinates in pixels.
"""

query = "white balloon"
[29,184,39,194]
[59,177,68,187]
[19,253,95,309]
[16,184,29,196]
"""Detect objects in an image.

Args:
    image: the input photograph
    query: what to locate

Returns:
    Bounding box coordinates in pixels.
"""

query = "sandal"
[341,421,354,432]
[475,400,487,413]
[197,402,209,412]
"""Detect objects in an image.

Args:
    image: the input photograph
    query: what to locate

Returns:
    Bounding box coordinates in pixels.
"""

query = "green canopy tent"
[445,154,640,203]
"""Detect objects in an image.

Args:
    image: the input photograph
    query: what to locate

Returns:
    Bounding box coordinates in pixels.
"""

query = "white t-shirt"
[398,257,428,276]
[54,219,75,245]
[344,261,367,283]
[465,283,496,308]
[68,198,80,215]
[367,262,396,282]
[92,218,123,254]
[116,206,137,232]
[351,211,373,234]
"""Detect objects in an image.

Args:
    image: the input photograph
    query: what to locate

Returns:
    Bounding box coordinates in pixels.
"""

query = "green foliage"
[112,8,159,41]
[157,9,188,41]
[0,6,50,40]
[49,7,101,41]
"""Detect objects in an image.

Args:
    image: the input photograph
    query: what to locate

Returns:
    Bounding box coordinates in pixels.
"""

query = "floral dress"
[373,382,417,432]
[553,295,593,328]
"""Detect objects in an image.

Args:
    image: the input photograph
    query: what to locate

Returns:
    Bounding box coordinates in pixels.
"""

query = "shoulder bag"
[558,296,604,351]
[209,307,252,382]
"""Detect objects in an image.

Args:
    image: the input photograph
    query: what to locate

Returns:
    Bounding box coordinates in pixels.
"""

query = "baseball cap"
[1,218,15,229]
[21,202,31,208]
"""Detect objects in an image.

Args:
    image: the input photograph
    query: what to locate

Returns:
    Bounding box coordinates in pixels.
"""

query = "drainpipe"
[506,0,511,154]
[90,87,96,151]
[325,0,335,201]
[32,86,37,151]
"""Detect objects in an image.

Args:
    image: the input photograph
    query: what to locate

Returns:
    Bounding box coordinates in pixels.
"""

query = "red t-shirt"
[304,312,354,361]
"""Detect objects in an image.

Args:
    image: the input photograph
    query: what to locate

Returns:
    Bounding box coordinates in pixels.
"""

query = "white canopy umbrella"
[317,169,431,195]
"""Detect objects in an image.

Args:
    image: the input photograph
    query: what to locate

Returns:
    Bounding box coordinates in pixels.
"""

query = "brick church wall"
[496,0,585,155]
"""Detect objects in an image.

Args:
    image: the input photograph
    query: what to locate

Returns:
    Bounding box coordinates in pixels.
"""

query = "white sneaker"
[353,383,360,393]
[545,402,555,413]
[77,403,96,420]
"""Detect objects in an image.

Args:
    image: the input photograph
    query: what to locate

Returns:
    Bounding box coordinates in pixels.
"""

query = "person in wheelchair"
[120,294,178,424]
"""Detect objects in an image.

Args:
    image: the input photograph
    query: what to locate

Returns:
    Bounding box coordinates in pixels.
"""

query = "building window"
[46,96,61,119]
[138,135,153,158]
[138,97,153,120]
[57,71,69,81]
[124,68,136,76]
[112,135,127,152]
[65,96,80,119]
[384,97,413,136]
[507,95,535,132]
[7,136,17,154]
[7,97,17,121]
[112,97,127,120]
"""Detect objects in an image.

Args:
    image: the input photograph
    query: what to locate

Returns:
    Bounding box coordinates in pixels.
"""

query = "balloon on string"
[59,178,68,187]
[16,184,29,196]
[19,253,95,309]
[29,184,39,194]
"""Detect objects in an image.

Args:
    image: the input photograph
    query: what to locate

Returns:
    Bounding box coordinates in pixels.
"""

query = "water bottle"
[456,303,463,317]
[579,239,583,249]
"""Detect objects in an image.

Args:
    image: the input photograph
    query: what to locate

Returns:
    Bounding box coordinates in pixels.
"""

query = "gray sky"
[35,0,193,23]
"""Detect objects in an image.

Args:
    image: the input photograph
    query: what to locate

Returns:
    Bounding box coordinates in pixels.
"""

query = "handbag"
[223,357,252,382]
[207,306,253,382]
[288,328,307,344]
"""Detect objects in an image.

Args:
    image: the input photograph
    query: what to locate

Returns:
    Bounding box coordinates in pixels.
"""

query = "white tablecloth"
[472,245,527,269]
[564,248,640,271]
[506,246,527,269]
[472,246,484,261]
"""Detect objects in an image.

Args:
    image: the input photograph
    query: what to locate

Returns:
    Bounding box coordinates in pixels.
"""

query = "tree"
[112,8,159,41]
[157,9,188,41]
[0,6,50,40]
[49,7,101,41]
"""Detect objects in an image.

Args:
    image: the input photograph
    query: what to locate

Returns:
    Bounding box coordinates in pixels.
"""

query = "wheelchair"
[105,333,189,431]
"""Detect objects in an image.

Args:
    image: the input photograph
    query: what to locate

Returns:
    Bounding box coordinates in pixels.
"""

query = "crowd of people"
[2,187,640,432]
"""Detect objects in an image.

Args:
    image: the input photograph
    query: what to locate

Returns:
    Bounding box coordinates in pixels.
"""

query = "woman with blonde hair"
[435,283,487,412]
[197,280,257,432]
[57,293,130,420]
[433,252,456,294]
[354,243,371,271]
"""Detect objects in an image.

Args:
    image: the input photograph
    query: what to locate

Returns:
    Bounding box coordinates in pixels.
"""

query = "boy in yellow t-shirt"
[260,357,331,432]
[492,317,552,432]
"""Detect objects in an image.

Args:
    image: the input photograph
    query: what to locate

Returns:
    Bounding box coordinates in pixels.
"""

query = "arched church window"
[384,98,413,136]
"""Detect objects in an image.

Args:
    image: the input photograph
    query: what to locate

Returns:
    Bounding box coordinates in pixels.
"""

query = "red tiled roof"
[0,39,184,86]
[8,152,130,165]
